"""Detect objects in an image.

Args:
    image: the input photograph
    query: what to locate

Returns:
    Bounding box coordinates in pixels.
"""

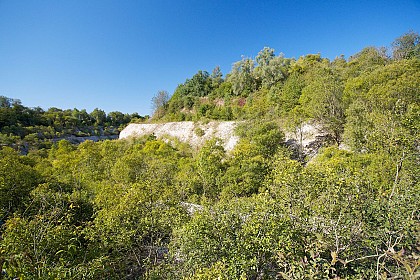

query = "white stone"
[119,121,240,151]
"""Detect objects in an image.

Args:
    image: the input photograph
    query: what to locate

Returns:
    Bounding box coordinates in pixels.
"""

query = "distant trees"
[0,96,143,151]
[89,108,106,126]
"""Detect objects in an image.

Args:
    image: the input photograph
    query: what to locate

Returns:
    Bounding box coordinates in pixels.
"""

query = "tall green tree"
[392,31,420,60]
[254,48,290,89]
[195,139,226,200]
[343,58,420,154]
[0,147,40,219]
[90,108,107,126]
[300,67,345,144]
[228,56,258,96]
[346,47,388,78]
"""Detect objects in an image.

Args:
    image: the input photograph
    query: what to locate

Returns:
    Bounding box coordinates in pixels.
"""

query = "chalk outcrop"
[119,121,240,151]
[119,121,327,155]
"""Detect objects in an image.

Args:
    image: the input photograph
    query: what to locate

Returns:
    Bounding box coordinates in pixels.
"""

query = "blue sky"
[0,0,419,115]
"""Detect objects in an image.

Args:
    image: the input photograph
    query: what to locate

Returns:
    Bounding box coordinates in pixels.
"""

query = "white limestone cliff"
[119,121,328,156]
[119,121,240,151]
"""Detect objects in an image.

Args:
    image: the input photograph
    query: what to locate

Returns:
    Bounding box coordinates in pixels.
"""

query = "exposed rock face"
[283,123,329,158]
[119,121,240,151]
[53,135,119,144]
[119,121,327,156]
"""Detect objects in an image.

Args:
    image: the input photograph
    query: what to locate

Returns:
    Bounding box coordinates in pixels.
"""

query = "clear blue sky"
[0,0,419,115]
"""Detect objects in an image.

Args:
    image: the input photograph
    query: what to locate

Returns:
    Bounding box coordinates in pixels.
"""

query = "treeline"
[156,31,419,147]
[0,32,419,279]
[0,96,145,150]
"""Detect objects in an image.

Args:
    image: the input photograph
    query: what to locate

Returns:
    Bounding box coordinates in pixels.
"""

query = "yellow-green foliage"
[1,32,419,279]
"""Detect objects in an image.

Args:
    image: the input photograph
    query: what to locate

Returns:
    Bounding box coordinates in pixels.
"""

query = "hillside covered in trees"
[0,98,145,152]
[0,32,419,279]
[155,32,419,148]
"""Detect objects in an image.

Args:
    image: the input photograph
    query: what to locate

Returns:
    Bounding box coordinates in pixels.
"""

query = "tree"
[302,147,420,279]
[299,66,345,144]
[0,147,40,219]
[210,66,223,88]
[222,141,267,198]
[91,179,187,278]
[107,111,125,127]
[392,31,420,60]
[346,47,388,78]
[343,58,420,154]
[90,108,107,126]
[0,181,97,279]
[271,71,305,115]
[256,47,275,67]
[195,139,226,200]
[285,106,310,161]
[188,71,213,97]
[254,47,290,89]
[290,53,324,74]
[152,90,170,119]
[169,195,299,279]
[222,121,285,198]
[227,56,258,96]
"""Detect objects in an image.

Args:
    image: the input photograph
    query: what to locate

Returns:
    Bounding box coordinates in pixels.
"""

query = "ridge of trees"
[0,98,145,152]
[153,31,419,146]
